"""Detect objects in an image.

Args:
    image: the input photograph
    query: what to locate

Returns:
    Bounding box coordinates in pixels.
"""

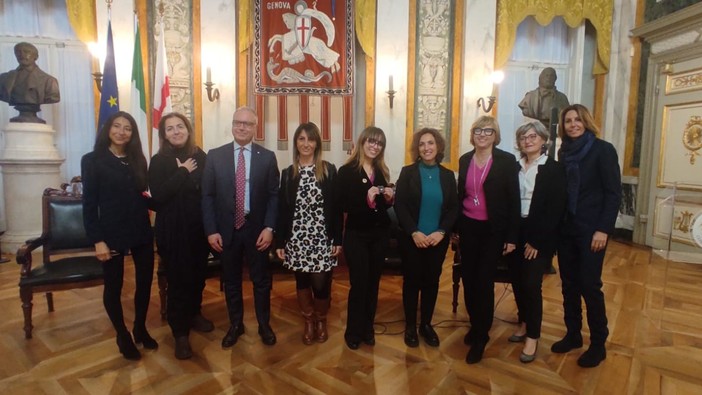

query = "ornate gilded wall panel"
[148,0,193,120]
[407,0,463,169]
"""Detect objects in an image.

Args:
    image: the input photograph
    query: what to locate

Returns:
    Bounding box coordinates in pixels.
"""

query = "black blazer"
[336,161,391,231]
[201,142,279,245]
[81,150,153,251]
[520,157,567,255]
[394,161,458,235]
[561,138,621,236]
[276,161,343,248]
[457,147,520,244]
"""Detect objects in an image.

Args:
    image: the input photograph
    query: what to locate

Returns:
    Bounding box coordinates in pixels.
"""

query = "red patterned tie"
[234,147,246,229]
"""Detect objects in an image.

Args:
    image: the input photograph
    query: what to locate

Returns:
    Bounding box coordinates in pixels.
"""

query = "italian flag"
[130,17,150,161]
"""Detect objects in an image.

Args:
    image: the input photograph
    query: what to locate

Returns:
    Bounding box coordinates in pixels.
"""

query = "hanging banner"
[254,0,354,95]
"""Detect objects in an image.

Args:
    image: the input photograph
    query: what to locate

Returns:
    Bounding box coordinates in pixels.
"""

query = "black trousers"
[343,227,388,342]
[102,241,154,335]
[164,240,209,337]
[221,222,272,327]
[458,215,504,345]
[508,219,550,339]
[400,234,449,327]
[557,233,609,346]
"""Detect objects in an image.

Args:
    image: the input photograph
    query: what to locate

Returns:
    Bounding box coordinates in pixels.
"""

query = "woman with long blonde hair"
[337,126,394,350]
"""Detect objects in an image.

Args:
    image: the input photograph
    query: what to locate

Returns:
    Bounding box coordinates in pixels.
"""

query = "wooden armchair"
[16,188,103,339]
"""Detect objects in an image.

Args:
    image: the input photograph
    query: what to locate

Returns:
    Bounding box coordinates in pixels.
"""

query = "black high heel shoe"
[133,328,159,350]
[116,333,141,360]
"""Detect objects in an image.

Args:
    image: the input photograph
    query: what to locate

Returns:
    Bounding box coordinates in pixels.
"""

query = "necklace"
[472,155,491,206]
[108,147,129,165]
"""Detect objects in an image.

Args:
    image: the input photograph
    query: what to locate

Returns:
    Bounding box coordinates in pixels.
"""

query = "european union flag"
[97,20,119,132]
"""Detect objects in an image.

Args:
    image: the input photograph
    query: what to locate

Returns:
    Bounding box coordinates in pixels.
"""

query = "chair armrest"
[16,236,47,277]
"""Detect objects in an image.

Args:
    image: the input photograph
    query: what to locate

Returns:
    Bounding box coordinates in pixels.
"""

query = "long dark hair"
[158,112,198,156]
[292,122,327,182]
[94,111,148,191]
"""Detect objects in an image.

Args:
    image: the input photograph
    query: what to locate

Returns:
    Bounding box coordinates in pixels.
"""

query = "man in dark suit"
[202,106,280,346]
[0,42,60,123]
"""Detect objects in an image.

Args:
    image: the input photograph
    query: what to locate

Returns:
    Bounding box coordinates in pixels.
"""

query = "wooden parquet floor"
[1,241,702,394]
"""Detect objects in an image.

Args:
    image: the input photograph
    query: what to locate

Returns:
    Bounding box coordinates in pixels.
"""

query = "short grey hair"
[515,121,550,157]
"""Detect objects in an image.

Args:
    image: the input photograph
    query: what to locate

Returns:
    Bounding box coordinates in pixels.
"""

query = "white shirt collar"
[519,153,548,169]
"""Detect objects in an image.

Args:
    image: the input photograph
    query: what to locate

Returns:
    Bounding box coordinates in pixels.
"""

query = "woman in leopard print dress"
[276,123,342,344]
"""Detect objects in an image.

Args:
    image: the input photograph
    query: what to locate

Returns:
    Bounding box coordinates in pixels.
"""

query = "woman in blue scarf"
[551,104,621,368]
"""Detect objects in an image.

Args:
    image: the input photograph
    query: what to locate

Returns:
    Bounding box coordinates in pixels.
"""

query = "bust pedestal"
[0,122,64,254]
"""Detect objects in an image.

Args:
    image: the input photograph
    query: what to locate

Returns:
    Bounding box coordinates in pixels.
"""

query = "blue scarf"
[558,130,596,215]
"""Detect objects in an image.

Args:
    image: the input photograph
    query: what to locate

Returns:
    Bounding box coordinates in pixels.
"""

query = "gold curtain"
[495,0,612,74]
[65,0,97,43]
[238,0,253,52]
[355,0,376,59]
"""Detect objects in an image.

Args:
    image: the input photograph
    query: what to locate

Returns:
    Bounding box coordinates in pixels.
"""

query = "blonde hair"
[345,126,390,182]
[469,115,501,146]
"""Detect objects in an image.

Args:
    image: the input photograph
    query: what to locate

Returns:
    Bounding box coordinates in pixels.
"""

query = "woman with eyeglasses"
[395,128,458,348]
[81,111,155,361]
[276,122,342,345]
[457,115,520,364]
[337,126,394,350]
[149,112,212,360]
[507,121,567,363]
[551,104,621,368]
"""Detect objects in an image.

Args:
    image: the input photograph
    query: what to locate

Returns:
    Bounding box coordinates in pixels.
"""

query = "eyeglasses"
[233,120,256,128]
[366,138,385,148]
[518,134,540,143]
[472,128,496,136]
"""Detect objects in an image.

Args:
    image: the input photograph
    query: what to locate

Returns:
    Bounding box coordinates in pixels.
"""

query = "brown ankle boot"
[297,288,315,345]
[313,298,330,343]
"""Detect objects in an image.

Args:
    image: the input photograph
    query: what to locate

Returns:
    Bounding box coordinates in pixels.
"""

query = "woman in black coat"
[149,112,211,360]
[395,128,458,348]
[337,126,394,350]
[81,111,155,361]
[551,104,621,368]
[457,115,521,364]
[508,121,567,363]
[276,122,342,345]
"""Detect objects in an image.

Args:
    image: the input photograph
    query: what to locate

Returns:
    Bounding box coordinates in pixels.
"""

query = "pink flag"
[152,21,172,156]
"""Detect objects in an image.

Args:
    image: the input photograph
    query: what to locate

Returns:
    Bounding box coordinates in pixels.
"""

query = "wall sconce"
[476,96,495,113]
[476,70,505,113]
[92,71,104,93]
[386,75,396,109]
[87,41,105,92]
[204,67,220,102]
